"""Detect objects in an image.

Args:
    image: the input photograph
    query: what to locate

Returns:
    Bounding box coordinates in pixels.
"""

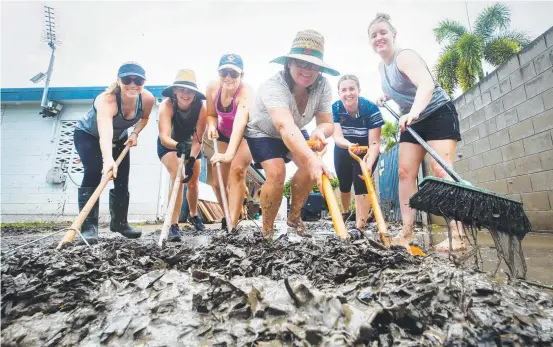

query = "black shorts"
[217,128,230,144]
[246,136,292,167]
[399,101,462,144]
[334,146,378,195]
[157,137,203,160]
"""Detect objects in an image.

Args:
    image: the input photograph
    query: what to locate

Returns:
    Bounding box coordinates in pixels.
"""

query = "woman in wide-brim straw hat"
[368,13,465,251]
[73,61,155,244]
[206,54,254,231]
[157,69,208,241]
[244,29,338,239]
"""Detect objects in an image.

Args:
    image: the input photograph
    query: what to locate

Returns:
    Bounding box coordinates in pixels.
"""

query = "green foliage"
[283,176,339,198]
[433,3,530,93]
[381,121,399,152]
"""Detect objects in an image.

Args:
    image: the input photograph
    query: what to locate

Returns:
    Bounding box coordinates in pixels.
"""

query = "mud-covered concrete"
[1,224,553,346]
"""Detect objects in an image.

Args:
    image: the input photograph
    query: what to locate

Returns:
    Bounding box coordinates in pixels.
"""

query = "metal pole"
[41,47,55,108]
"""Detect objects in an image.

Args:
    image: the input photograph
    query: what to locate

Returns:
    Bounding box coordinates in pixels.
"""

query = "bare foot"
[287,219,312,237]
[262,229,274,240]
[434,237,468,252]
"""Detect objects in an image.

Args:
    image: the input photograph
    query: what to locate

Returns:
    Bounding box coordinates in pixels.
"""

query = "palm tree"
[433,3,530,95]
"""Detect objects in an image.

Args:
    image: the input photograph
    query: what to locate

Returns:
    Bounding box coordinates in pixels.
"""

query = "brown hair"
[368,13,397,36]
[337,74,360,90]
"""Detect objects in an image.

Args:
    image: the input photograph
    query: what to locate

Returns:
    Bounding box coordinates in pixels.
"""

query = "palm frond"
[496,30,532,46]
[434,49,460,96]
[484,37,523,66]
[474,3,511,40]
[433,20,467,44]
[456,33,484,90]
[457,60,477,92]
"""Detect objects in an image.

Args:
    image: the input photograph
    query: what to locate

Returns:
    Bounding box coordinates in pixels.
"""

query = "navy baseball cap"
[117,62,146,80]
[218,54,243,73]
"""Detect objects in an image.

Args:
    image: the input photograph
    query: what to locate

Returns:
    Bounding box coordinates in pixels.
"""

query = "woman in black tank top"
[158,69,208,240]
[368,14,466,252]
[73,62,155,245]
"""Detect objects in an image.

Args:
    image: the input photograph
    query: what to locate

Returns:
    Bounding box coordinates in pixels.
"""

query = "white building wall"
[1,100,167,223]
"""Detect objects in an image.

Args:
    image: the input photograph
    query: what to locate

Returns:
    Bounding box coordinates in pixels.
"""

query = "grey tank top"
[76,92,143,141]
[380,49,450,122]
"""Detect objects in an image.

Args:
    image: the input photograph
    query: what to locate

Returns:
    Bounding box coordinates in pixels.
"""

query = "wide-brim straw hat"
[162,69,206,99]
[270,29,339,77]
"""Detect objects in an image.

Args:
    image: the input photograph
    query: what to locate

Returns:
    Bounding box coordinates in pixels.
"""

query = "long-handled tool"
[348,145,426,256]
[158,156,185,247]
[306,139,348,239]
[213,140,233,233]
[382,102,528,275]
[57,143,131,249]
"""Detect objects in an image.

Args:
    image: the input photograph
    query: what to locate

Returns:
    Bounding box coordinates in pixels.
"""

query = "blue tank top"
[76,92,143,141]
[380,49,450,122]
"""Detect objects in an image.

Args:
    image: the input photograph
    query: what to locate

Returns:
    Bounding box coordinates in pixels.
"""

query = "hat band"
[289,47,323,59]
[173,81,198,89]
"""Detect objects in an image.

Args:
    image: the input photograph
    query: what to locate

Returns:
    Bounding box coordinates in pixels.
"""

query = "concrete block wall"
[451,26,553,232]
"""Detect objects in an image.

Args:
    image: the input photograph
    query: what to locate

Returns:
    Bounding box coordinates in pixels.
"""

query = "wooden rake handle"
[348,146,390,247]
[56,143,132,249]
[213,140,233,233]
[158,156,185,247]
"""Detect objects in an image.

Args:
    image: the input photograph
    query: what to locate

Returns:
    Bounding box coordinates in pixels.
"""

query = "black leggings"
[334,146,378,195]
[74,129,130,192]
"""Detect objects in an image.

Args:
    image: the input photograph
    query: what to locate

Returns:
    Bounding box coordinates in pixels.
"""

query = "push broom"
[382,102,530,277]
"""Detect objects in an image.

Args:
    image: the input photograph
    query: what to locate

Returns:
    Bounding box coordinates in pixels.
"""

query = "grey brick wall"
[449,26,553,232]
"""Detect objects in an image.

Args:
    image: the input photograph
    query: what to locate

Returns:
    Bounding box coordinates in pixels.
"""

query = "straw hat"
[271,29,339,76]
[162,69,206,99]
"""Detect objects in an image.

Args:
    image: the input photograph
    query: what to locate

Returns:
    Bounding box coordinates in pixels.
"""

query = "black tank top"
[170,97,202,144]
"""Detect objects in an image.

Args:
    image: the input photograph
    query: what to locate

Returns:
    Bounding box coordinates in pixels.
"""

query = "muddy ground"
[1,222,553,346]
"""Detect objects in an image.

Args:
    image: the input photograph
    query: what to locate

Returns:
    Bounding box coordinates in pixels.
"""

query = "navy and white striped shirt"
[332,97,384,145]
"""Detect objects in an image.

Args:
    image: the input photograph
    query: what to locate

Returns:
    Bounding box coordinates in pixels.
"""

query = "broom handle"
[382,102,463,183]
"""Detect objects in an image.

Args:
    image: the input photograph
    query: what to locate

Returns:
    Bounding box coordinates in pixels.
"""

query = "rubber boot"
[77,187,99,245]
[109,189,142,238]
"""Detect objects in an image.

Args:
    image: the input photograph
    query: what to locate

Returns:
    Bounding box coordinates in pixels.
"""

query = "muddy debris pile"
[2,226,553,346]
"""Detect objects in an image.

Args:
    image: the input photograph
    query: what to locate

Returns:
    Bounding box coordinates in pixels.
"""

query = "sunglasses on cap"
[120,76,145,86]
[292,59,321,71]
[218,69,240,79]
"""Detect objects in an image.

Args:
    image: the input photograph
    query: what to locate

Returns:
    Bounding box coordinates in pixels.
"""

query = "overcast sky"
[2,0,552,179]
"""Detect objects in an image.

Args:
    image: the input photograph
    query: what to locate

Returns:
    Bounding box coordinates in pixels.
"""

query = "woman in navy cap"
[207,54,254,231]
[74,61,155,244]
[157,69,207,240]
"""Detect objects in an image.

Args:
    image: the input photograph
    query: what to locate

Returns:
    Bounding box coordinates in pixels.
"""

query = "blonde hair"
[337,74,360,90]
[368,13,396,36]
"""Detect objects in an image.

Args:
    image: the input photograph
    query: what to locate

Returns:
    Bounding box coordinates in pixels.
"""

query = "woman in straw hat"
[206,54,254,231]
[74,61,155,244]
[158,69,207,241]
[368,13,465,251]
[244,29,338,239]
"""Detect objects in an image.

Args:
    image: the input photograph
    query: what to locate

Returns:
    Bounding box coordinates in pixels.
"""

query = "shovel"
[213,140,233,233]
[158,156,185,247]
[57,143,131,249]
[306,139,348,239]
[348,145,426,256]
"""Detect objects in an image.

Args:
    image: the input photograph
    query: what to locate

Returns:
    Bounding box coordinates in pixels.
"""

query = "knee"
[267,171,285,187]
[398,165,417,182]
[187,180,198,190]
[230,165,247,181]
[431,163,449,179]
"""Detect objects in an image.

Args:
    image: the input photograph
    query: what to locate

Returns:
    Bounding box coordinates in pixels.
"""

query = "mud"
[2,224,553,346]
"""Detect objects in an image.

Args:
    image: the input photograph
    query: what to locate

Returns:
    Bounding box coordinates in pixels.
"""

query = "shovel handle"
[57,143,132,249]
[158,156,185,247]
[213,140,233,233]
[321,174,349,239]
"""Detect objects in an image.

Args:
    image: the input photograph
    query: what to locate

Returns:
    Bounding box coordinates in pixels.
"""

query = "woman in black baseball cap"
[73,61,155,244]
